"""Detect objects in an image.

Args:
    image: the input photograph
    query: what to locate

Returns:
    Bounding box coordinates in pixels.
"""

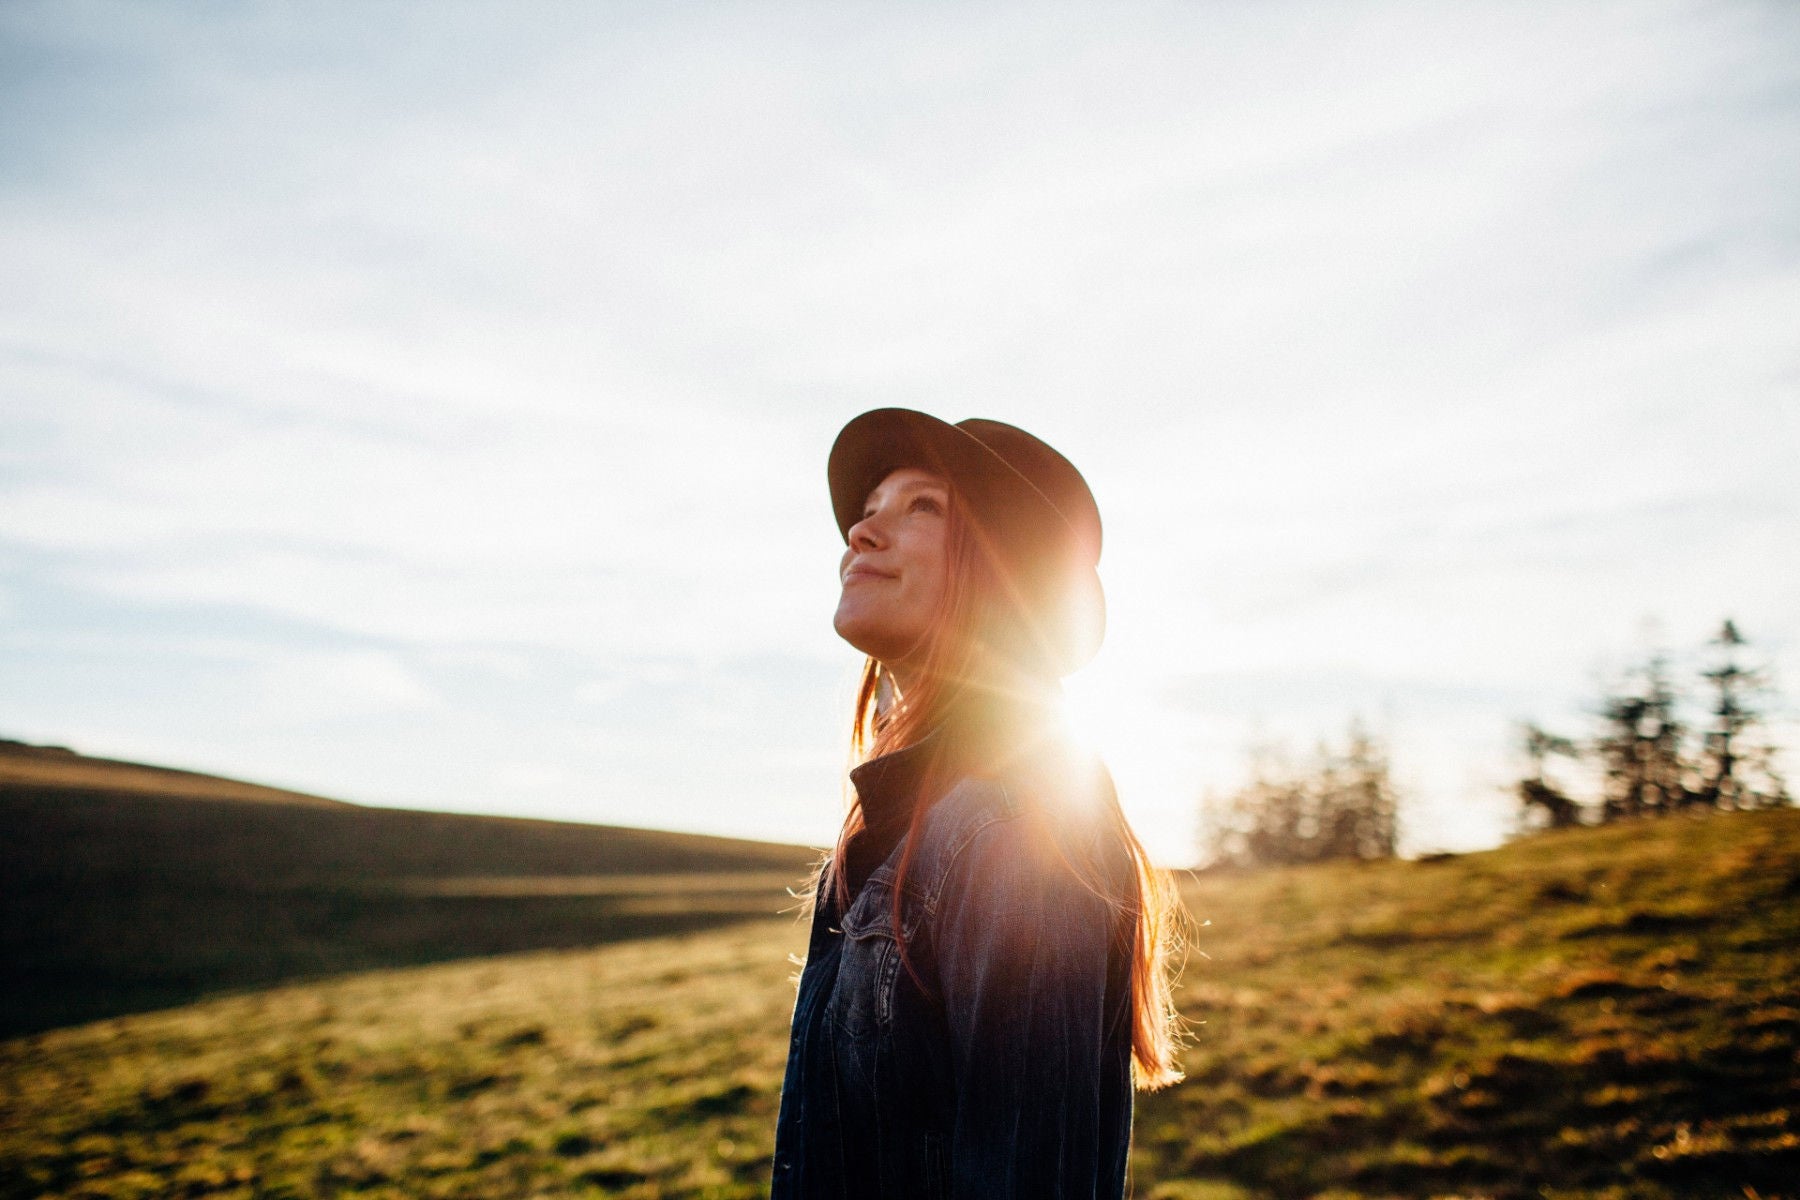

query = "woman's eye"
[910,496,943,515]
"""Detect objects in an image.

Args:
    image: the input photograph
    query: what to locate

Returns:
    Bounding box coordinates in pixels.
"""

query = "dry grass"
[0,741,348,809]
[1139,806,1800,1200]
[3,805,1797,1198]
[2,922,805,1200]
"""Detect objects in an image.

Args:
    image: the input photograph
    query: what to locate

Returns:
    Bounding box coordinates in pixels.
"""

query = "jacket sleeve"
[931,814,1125,1199]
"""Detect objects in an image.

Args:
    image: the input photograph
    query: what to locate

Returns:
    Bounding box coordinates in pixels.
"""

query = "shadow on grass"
[2,787,814,1037]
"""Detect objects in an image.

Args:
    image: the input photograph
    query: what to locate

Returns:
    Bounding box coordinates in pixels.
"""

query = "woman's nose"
[848,510,886,551]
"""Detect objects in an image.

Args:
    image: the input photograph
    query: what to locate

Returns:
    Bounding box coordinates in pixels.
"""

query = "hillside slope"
[2,807,1794,1199]
[1145,805,1800,1199]
[0,739,352,808]
[1,743,817,1038]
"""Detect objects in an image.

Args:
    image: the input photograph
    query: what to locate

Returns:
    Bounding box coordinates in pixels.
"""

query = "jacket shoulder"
[891,775,1013,904]
[910,760,1120,896]
[915,773,1018,856]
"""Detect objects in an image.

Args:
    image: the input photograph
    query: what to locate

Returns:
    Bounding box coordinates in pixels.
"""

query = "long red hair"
[824,480,1185,1090]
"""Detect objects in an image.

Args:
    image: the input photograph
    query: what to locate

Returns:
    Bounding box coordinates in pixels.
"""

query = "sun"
[1058,660,1138,766]
[1055,649,1200,866]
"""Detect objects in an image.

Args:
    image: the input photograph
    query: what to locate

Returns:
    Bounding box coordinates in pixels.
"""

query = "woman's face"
[834,467,952,680]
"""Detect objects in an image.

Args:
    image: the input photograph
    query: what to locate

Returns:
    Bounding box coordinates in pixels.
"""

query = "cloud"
[2,0,1797,861]
[252,647,441,723]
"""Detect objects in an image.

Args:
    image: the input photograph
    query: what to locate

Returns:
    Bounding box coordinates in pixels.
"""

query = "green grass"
[1,923,802,1200]
[3,800,1797,1198]
[1141,806,1800,1200]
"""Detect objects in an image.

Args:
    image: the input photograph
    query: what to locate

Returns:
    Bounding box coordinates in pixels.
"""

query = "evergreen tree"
[1696,619,1791,810]
[1593,652,1692,821]
[1511,618,1793,836]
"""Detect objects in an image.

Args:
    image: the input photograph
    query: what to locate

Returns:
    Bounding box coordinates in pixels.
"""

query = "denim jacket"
[771,737,1135,1200]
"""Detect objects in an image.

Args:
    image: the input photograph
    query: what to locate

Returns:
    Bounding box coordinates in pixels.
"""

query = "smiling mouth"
[841,567,894,585]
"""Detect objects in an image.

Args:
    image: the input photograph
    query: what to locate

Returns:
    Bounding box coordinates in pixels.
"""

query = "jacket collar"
[841,730,946,896]
[849,730,941,840]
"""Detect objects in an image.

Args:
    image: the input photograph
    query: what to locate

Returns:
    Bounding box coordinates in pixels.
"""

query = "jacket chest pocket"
[831,867,924,1040]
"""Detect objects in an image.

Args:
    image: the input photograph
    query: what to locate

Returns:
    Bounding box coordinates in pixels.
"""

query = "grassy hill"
[0,740,817,1038]
[1,784,1795,1197]
[0,739,355,808]
[1143,806,1799,1200]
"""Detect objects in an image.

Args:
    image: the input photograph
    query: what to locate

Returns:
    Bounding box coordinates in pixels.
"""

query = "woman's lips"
[841,565,895,585]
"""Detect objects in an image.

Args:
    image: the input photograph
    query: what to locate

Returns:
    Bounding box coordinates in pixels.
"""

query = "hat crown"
[952,418,1102,566]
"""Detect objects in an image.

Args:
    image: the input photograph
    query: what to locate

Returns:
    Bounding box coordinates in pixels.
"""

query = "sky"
[2,0,1797,864]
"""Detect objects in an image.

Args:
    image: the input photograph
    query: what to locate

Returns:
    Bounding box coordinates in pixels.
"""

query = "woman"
[771,409,1183,1199]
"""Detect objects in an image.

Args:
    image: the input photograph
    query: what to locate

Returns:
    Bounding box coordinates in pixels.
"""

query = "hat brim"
[827,407,1105,675]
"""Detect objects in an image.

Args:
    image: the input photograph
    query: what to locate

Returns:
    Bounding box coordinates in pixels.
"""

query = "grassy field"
[2,748,1796,1198]
[1140,806,1800,1200]
[1,740,816,1038]
[1,923,802,1200]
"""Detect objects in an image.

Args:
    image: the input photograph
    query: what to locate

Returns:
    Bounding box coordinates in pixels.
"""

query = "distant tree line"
[1199,721,1400,868]
[1194,618,1788,868]
[1516,619,1791,832]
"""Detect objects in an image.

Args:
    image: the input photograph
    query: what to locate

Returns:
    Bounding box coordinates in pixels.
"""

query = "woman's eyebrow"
[869,479,950,505]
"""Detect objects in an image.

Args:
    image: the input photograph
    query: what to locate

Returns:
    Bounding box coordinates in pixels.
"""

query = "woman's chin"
[833,611,919,668]
[832,603,881,654]
[833,622,891,662]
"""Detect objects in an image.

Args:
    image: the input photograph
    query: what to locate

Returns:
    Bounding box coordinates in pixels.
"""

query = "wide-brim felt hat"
[827,407,1105,676]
